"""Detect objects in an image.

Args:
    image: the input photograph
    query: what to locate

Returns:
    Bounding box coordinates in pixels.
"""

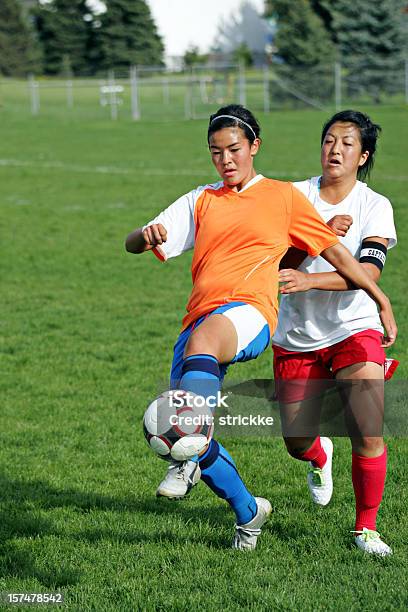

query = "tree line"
[0,0,163,76]
[0,0,406,81]
[266,0,407,100]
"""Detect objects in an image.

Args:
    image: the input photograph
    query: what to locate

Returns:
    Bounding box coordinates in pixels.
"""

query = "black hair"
[207,104,261,144]
[321,110,382,181]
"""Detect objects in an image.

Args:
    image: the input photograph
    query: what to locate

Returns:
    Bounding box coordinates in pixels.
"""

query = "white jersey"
[273,177,397,351]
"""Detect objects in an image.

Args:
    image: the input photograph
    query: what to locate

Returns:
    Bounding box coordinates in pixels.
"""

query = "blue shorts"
[170,301,270,385]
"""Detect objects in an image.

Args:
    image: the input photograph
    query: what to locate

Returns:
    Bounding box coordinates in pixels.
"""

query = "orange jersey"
[147,175,339,334]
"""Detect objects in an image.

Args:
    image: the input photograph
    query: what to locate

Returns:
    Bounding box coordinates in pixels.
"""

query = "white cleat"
[156,460,201,499]
[353,528,393,556]
[233,497,272,551]
[307,437,333,506]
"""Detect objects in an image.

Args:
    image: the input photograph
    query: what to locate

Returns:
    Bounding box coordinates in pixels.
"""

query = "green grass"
[1,101,408,610]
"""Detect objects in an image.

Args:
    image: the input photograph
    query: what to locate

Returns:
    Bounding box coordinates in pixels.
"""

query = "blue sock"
[180,354,220,401]
[199,439,257,526]
[180,355,257,524]
[178,354,220,465]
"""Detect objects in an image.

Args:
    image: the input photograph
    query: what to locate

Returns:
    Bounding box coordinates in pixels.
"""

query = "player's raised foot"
[233,497,272,551]
[156,460,201,499]
[353,528,393,556]
[307,437,333,506]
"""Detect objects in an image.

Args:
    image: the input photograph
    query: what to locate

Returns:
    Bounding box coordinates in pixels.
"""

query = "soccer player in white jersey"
[273,110,397,556]
[126,105,397,550]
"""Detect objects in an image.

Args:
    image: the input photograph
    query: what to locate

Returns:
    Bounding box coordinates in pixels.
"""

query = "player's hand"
[327,215,353,237]
[279,269,313,294]
[379,297,397,347]
[142,223,167,247]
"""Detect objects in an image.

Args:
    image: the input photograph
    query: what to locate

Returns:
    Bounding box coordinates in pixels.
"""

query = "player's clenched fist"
[143,223,167,247]
[327,214,353,237]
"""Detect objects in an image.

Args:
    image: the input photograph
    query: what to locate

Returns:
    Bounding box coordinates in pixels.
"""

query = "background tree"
[0,0,40,76]
[265,0,336,106]
[309,0,334,39]
[33,0,92,75]
[98,0,163,72]
[183,45,208,69]
[311,0,406,101]
[265,0,335,68]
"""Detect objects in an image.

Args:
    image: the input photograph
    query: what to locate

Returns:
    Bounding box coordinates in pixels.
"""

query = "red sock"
[352,446,387,532]
[300,437,327,469]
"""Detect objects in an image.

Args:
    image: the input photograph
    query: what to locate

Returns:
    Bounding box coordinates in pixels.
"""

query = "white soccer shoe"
[233,497,272,551]
[156,460,201,499]
[307,437,333,506]
[353,528,393,556]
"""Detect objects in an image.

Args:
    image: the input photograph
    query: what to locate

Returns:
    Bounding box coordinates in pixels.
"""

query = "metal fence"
[1,60,407,121]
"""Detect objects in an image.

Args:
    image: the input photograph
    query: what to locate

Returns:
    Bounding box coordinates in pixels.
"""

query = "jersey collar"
[224,173,264,194]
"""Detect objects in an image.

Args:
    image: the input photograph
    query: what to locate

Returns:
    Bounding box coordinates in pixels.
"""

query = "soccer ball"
[143,390,214,461]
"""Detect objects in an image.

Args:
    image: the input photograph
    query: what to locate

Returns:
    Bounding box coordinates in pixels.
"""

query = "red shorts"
[273,330,385,404]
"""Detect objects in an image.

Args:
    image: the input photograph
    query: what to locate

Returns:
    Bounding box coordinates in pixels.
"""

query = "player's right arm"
[125,223,168,254]
[124,186,204,260]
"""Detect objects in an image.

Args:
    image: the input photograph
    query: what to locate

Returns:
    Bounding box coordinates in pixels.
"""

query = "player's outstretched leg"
[184,354,270,549]
[233,497,272,550]
[156,460,201,499]
[199,439,271,550]
[165,352,270,548]
[156,351,220,500]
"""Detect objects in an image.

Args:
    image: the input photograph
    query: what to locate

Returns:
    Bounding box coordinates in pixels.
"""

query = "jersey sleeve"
[143,187,203,261]
[361,194,397,249]
[288,183,339,256]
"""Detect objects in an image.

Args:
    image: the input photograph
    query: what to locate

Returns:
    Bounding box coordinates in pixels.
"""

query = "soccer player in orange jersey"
[126,105,397,550]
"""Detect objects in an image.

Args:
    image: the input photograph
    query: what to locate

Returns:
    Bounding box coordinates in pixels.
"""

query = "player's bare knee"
[284,437,314,458]
[183,315,237,362]
[184,333,219,360]
[352,436,384,457]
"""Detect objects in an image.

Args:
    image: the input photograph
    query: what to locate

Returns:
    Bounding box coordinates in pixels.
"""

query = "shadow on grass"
[0,473,232,555]
[0,505,81,587]
[0,543,81,589]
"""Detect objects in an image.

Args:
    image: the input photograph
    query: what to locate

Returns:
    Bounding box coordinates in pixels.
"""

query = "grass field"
[1,101,408,610]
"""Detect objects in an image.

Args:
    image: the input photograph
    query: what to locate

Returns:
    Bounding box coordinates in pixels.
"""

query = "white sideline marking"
[64,205,84,211]
[0,158,406,182]
[0,158,210,177]
[6,196,31,205]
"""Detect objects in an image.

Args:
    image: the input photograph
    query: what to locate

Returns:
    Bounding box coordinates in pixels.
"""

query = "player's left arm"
[286,186,396,345]
[279,214,353,271]
[279,236,388,293]
[294,239,396,346]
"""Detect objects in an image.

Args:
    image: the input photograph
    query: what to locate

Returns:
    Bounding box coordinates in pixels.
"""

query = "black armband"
[359,241,387,271]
